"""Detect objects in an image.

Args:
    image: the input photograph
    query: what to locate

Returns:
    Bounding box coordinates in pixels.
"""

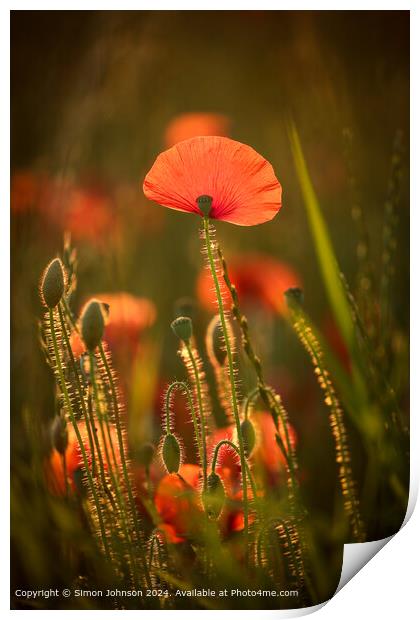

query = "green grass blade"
[287,122,355,351]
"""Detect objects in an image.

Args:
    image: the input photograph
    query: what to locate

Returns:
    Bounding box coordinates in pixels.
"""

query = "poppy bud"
[162,433,181,474]
[41,258,66,308]
[136,442,155,469]
[196,194,213,218]
[81,300,105,352]
[50,414,68,455]
[202,471,225,520]
[171,316,193,344]
[240,418,256,458]
[284,287,304,309]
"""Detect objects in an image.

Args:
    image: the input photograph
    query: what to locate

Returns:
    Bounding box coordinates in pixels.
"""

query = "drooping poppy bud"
[240,418,256,458]
[202,471,225,520]
[161,433,181,474]
[81,299,105,352]
[171,316,193,344]
[41,258,66,308]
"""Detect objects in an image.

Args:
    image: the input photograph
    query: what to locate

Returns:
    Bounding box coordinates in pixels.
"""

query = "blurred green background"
[11,10,409,608]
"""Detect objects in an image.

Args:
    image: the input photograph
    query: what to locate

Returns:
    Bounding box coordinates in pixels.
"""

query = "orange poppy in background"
[154,464,203,542]
[197,254,301,315]
[143,136,282,226]
[45,420,121,496]
[71,292,156,361]
[11,169,52,214]
[164,112,231,147]
[96,292,156,353]
[63,188,118,245]
[206,411,297,487]
[154,463,254,543]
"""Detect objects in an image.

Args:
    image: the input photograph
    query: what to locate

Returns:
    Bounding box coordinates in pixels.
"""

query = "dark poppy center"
[196,195,213,218]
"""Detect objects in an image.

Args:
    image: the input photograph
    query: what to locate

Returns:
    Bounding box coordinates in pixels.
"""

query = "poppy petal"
[143,136,282,226]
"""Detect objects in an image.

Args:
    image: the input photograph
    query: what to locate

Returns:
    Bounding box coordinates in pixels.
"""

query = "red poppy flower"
[164,113,231,148]
[143,136,282,226]
[45,420,121,496]
[197,253,301,315]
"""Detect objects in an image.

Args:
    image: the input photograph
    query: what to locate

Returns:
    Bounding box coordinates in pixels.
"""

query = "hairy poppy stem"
[184,344,208,490]
[48,308,112,561]
[217,244,301,514]
[202,217,250,561]
[98,343,153,588]
[286,301,365,542]
[165,381,205,478]
[57,304,99,480]
[88,350,144,588]
[211,439,258,505]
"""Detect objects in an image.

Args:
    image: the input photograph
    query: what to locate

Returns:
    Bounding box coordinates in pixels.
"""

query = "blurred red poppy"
[153,463,255,543]
[63,188,119,246]
[197,254,301,315]
[45,420,121,496]
[71,292,156,363]
[11,169,52,214]
[154,464,203,542]
[323,314,351,372]
[143,136,282,226]
[164,113,231,147]
[206,411,297,488]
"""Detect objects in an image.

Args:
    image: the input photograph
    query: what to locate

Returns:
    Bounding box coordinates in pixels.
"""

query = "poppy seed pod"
[241,418,256,458]
[171,316,193,344]
[162,433,181,474]
[41,258,66,308]
[202,471,225,520]
[284,287,304,310]
[81,300,105,352]
[196,194,213,218]
[50,414,68,455]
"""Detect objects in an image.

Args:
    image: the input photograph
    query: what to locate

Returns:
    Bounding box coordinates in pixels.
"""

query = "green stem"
[98,343,153,588]
[243,387,259,420]
[48,308,111,560]
[184,345,208,490]
[202,217,249,559]
[89,350,143,587]
[211,439,258,505]
[165,381,205,474]
[58,304,98,479]
[218,244,300,514]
